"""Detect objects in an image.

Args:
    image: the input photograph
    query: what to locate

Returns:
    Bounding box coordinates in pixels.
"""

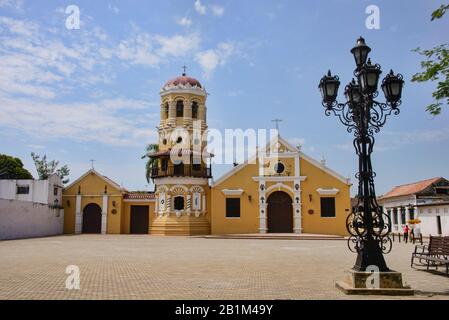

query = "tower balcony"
[151,164,212,179]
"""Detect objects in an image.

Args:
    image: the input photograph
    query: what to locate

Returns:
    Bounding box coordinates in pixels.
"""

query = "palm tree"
[142,144,159,183]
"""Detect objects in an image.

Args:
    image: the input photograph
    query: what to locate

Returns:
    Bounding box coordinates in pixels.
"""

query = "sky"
[0,0,448,195]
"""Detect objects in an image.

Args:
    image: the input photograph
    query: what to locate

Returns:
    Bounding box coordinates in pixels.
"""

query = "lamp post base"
[336,269,414,296]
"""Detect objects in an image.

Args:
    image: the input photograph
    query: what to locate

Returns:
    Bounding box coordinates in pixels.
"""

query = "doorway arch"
[267,191,293,233]
[82,203,102,234]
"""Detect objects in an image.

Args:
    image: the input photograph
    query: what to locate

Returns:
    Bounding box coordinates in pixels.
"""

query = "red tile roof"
[381,177,443,199]
[124,192,155,200]
[163,74,202,89]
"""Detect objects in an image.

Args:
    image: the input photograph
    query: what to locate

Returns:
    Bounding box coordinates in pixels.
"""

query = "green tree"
[412,4,449,115]
[31,153,70,184]
[141,144,159,183]
[0,154,33,180]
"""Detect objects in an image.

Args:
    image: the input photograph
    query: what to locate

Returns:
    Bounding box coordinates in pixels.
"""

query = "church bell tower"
[148,71,212,235]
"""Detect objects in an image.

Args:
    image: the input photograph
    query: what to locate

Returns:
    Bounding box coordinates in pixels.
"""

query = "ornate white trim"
[155,177,209,186]
[316,188,340,196]
[160,87,206,96]
[123,199,156,203]
[170,185,189,194]
[252,176,307,182]
[266,183,295,195]
[156,185,169,193]
[221,189,244,196]
[189,185,205,193]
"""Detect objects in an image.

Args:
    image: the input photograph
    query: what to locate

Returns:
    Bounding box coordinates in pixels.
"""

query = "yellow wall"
[211,163,260,234]
[211,152,351,236]
[62,171,124,234]
[300,157,351,236]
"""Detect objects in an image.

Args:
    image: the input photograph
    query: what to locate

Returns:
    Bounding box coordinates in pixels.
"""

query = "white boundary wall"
[0,199,64,240]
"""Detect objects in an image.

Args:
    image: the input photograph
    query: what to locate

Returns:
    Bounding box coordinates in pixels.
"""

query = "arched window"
[164,102,169,119]
[174,196,184,211]
[176,100,184,117]
[192,101,199,119]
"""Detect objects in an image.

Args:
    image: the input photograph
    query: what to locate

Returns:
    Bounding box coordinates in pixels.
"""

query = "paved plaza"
[0,235,448,300]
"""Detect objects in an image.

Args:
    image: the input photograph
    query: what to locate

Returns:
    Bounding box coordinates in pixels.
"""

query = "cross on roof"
[182,64,187,76]
[90,159,95,169]
[271,119,283,133]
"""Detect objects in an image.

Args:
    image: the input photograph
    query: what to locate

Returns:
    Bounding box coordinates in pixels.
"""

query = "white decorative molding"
[221,189,244,196]
[160,87,207,97]
[155,177,209,186]
[266,183,295,195]
[189,185,205,193]
[123,199,156,203]
[156,185,169,194]
[252,176,307,182]
[170,185,189,194]
[316,188,340,196]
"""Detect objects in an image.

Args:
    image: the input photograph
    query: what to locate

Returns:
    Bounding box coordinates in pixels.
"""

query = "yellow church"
[62,73,351,236]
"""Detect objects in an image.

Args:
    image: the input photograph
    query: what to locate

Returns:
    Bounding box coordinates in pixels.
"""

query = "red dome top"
[163,73,202,89]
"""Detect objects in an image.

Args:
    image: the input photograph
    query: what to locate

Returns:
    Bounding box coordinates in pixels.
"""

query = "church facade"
[62,73,352,236]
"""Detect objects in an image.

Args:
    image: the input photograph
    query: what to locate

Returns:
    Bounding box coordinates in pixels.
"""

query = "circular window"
[274,162,285,174]
[176,137,183,144]
[162,139,167,145]
[193,138,200,145]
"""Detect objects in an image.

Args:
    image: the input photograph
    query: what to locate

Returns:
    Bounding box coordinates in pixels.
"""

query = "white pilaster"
[258,179,267,233]
[293,178,302,234]
[405,206,411,225]
[101,195,108,235]
[259,203,268,233]
[75,195,82,234]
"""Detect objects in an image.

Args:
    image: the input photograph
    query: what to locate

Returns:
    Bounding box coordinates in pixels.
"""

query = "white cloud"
[0,0,23,11]
[176,17,192,27]
[0,16,38,36]
[194,0,207,15]
[0,96,158,146]
[155,33,200,57]
[117,34,161,67]
[108,4,120,14]
[117,32,200,67]
[210,5,225,17]
[195,42,235,78]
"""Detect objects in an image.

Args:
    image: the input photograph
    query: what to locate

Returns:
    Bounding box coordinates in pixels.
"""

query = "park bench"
[410,236,449,276]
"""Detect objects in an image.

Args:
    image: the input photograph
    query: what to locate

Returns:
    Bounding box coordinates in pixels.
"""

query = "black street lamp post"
[319,37,404,272]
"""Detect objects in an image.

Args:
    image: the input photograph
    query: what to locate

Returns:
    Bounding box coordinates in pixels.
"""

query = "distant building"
[378,177,449,234]
[416,201,449,236]
[0,174,62,205]
[0,174,64,240]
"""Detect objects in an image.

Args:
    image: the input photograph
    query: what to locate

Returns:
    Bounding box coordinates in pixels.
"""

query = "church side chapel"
[62,72,351,236]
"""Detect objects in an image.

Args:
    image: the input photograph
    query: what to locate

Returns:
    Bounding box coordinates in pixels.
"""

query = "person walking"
[403,224,410,243]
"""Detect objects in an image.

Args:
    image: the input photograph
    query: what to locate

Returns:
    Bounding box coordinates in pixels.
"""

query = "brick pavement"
[0,235,447,300]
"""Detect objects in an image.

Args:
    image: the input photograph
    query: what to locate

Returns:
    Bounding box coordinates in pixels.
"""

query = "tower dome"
[162,73,203,91]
